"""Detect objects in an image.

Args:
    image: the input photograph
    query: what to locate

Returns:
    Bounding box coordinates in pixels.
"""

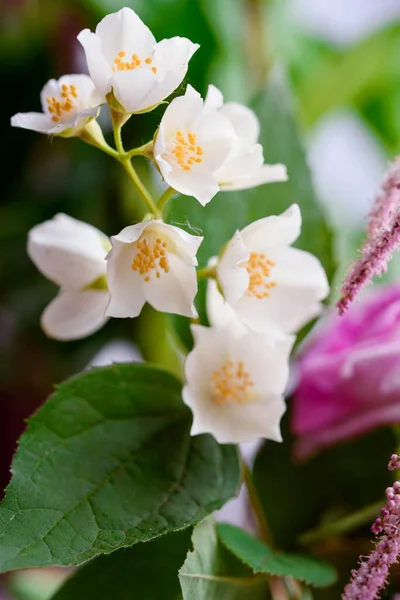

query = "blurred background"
[2,0,400,598]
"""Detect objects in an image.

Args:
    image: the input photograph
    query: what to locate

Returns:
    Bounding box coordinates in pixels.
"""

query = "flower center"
[211,360,255,405]
[112,50,157,74]
[171,130,203,171]
[46,84,78,123]
[131,236,169,282]
[245,252,276,299]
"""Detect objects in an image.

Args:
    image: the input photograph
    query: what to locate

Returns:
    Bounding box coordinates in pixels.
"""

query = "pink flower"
[292,284,400,460]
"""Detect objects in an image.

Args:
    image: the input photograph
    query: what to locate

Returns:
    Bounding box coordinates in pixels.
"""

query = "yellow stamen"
[46,83,79,122]
[131,236,170,281]
[211,360,255,405]
[244,252,277,299]
[171,130,204,171]
[112,50,156,73]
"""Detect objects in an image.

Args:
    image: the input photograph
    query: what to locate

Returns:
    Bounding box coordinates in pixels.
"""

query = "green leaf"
[217,524,337,588]
[252,417,395,550]
[179,518,268,600]
[0,364,240,573]
[168,77,336,282]
[51,529,192,600]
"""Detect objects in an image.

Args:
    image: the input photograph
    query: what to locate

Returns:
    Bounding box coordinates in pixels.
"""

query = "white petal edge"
[240,204,302,250]
[41,289,109,341]
[11,112,54,134]
[217,230,250,306]
[144,254,198,318]
[77,29,112,99]
[219,102,260,144]
[28,214,108,289]
[203,84,224,113]
[219,163,288,191]
[105,241,146,318]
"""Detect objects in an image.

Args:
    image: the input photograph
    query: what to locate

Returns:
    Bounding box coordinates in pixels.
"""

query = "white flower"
[77,7,199,114]
[203,85,288,191]
[208,204,329,335]
[154,85,236,205]
[28,214,110,340]
[11,75,102,136]
[182,324,294,444]
[106,220,203,319]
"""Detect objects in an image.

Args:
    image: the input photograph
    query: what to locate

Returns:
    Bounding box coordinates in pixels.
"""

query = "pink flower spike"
[388,454,400,472]
[368,158,400,243]
[337,158,400,315]
[342,458,400,600]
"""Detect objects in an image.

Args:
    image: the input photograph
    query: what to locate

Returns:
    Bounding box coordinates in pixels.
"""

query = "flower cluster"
[342,455,400,600]
[13,7,329,445]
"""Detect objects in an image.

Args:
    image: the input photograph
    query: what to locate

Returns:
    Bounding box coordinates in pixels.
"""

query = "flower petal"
[48,106,100,136]
[217,231,250,305]
[41,289,109,340]
[142,37,199,109]
[164,164,219,206]
[203,84,224,113]
[149,221,203,266]
[270,246,329,298]
[195,111,235,171]
[219,102,260,144]
[235,286,325,335]
[96,7,156,62]
[215,142,264,184]
[28,214,108,289]
[106,220,201,318]
[229,246,328,334]
[110,69,157,114]
[183,324,292,444]
[111,220,152,245]
[11,112,54,134]
[154,85,203,138]
[219,163,288,191]
[206,279,241,327]
[144,254,198,318]
[240,204,302,250]
[105,242,146,318]
[188,390,286,444]
[154,36,199,72]
[41,74,102,113]
[77,29,113,98]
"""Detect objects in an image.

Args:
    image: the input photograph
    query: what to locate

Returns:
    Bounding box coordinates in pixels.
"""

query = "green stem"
[135,305,185,380]
[78,120,119,158]
[157,187,177,213]
[125,140,154,160]
[111,111,160,217]
[299,499,383,546]
[113,121,124,155]
[244,0,270,89]
[197,265,217,280]
[242,459,275,546]
[119,158,160,217]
